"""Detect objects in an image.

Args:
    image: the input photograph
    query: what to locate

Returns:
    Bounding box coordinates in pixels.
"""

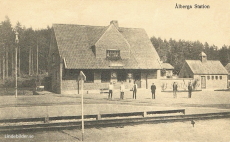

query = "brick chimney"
[110,20,119,29]
[199,52,207,63]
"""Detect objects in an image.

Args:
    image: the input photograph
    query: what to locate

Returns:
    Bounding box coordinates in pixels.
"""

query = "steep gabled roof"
[185,60,228,75]
[53,23,161,69]
[161,63,174,70]
[119,27,161,69]
[225,63,230,74]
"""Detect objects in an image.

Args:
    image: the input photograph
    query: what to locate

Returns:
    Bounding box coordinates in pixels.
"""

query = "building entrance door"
[201,76,206,89]
[133,71,141,88]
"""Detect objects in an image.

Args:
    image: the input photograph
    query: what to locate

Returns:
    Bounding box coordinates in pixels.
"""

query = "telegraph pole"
[78,71,86,141]
[2,39,6,81]
[81,78,84,141]
[18,45,20,76]
[36,38,38,75]
[15,31,19,98]
[29,46,31,75]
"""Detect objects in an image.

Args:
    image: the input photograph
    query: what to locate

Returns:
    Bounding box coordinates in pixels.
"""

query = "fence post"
[142,111,147,117]
[96,114,101,120]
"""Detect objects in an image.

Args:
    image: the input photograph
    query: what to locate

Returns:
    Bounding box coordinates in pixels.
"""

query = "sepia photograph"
[0,0,230,141]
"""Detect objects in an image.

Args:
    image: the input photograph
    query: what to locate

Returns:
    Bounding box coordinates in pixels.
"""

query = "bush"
[21,78,36,88]
[2,76,35,88]
[3,77,15,88]
[161,83,167,91]
[192,78,200,90]
[1,73,48,89]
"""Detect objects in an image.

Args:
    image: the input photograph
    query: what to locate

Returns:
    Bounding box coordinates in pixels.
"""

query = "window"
[69,70,74,76]
[101,70,111,82]
[64,69,77,80]
[207,76,210,80]
[84,70,94,83]
[117,70,127,82]
[212,76,214,80]
[106,50,120,60]
[219,76,222,80]
[215,76,218,80]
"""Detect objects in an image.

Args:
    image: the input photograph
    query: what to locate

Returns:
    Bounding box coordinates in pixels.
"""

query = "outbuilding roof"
[185,60,228,75]
[161,63,174,70]
[52,22,161,69]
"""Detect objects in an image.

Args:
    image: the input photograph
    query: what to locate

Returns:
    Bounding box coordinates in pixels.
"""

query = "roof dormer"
[95,21,130,59]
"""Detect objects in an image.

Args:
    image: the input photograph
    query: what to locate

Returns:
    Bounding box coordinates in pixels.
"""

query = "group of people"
[108,81,193,100]
[172,82,193,98]
[108,81,132,100]
[108,81,157,100]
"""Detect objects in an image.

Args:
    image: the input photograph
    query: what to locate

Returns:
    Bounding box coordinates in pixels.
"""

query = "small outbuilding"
[179,52,228,90]
[161,63,174,78]
[225,63,230,87]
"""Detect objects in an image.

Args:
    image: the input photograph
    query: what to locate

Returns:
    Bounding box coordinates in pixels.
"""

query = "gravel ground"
[0,90,230,119]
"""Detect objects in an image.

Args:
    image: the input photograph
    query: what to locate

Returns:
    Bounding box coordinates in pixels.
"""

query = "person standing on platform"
[133,82,138,99]
[108,82,113,99]
[173,82,178,98]
[151,83,156,99]
[120,81,125,99]
[188,82,193,98]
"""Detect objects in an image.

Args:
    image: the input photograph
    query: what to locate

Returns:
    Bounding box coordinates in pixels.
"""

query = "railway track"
[1,111,230,133]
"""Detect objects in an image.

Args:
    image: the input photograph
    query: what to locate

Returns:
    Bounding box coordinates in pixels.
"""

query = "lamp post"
[15,31,19,98]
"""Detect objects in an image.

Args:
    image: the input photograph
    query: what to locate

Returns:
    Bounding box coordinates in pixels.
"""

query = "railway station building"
[48,21,162,93]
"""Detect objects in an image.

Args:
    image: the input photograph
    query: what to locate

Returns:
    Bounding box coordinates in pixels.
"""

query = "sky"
[0,0,230,48]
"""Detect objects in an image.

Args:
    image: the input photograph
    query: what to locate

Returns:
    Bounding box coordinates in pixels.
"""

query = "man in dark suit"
[173,82,178,98]
[151,83,156,99]
[188,82,193,98]
[133,82,137,99]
